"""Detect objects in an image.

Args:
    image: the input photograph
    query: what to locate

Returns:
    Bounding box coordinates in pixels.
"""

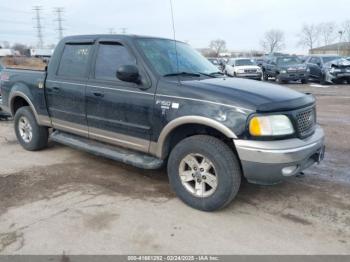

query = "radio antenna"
[169,0,180,79]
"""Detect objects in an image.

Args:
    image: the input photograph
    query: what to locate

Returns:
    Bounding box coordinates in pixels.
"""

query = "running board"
[50,131,163,170]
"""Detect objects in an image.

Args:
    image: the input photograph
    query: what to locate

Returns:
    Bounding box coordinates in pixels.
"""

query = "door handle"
[48,87,60,93]
[92,92,104,97]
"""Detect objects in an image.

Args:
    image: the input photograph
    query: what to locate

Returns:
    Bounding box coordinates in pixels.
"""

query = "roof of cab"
[61,34,179,43]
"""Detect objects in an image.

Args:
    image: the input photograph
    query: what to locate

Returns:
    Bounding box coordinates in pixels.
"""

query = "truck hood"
[324,58,350,69]
[181,77,314,112]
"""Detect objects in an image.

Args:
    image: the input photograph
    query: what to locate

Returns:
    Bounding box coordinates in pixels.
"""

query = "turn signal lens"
[249,117,262,136]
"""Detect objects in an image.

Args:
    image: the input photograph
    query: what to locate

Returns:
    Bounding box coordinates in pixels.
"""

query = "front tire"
[14,106,48,151]
[167,135,241,211]
[276,74,287,84]
[262,71,268,81]
[320,74,327,85]
[301,78,309,84]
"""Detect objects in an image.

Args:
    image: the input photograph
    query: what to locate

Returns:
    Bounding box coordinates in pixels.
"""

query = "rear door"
[85,40,154,152]
[46,43,93,137]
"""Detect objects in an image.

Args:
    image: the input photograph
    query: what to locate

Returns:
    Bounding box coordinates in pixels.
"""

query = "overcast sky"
[1,0,349,54]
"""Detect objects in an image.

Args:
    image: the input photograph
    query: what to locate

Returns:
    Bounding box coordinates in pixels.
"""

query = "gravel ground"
[0,83,349,255]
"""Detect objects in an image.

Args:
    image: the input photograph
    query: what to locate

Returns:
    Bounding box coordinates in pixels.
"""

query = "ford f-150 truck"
[0,35,325,211]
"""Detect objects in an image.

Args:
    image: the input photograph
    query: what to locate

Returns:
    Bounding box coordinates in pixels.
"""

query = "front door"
[308,57,322,79]
[46,43,93,137]
[86,41,155,152]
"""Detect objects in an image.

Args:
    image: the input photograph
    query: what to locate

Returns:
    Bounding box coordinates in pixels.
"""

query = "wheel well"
[12,96,29,115]
[162,123,236,159]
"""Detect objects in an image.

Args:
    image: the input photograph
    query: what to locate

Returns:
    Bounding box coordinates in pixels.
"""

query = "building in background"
[30,48,54,58]
[309,42,350,56]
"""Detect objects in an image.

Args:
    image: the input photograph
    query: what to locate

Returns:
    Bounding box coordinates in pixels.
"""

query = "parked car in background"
[262,56,309,84]
[253,57,265,68]
[0,34,325,211]
[297,55,308,63]
[305,55,346,84]
[207,57,223,71]
[224,58,262,80]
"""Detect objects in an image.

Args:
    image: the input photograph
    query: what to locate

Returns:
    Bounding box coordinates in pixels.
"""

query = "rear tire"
[14,106,48,151]
[167,135,241,211]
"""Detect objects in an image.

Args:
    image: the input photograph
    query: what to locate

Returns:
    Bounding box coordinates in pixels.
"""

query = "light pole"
[338,30,344,55]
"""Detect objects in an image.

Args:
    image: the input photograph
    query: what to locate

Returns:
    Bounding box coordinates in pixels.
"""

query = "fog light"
[282,166,298,176]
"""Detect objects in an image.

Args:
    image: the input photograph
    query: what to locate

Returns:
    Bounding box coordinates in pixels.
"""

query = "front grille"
[244,69,257,73]
[296,107,316,137]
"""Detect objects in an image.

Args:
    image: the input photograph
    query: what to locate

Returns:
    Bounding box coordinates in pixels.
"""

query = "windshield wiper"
[163,72,201,77]
[197,71,225,78]
[209,71,225,76]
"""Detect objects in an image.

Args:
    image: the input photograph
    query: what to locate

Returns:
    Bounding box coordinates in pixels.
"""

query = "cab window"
[57,44,92,78]
[94,43,136,80]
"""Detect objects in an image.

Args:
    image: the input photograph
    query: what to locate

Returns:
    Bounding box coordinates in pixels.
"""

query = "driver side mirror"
[116,65,140,84]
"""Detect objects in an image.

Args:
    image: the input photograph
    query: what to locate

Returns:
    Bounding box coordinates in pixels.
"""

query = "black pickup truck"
[262,56,310,84]
[0,35,325,211]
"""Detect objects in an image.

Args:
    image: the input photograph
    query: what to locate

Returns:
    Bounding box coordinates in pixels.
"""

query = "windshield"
[322,56,340,63]
[235,59,256,66]
[208,59,219,65]
[277,57,301,66]
[136,38,218,76]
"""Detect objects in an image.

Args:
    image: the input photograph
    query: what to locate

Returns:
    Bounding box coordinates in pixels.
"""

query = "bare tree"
[260,30,285,53]
[342,20,350,42]
[209,39,227,57]
[0,41,10,49]
[298,24,320,50]
[12,43,28,55]
[318,22,336,46]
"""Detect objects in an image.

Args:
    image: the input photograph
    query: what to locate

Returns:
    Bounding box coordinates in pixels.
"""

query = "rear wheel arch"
[10,92,39,123]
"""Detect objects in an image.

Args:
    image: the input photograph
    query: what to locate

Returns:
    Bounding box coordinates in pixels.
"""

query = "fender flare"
[9,91,50,126]
[150,116,237,158]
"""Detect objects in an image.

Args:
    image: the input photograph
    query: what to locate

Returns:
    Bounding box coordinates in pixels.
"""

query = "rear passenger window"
[95,43,136,80]
[58,44,91,78]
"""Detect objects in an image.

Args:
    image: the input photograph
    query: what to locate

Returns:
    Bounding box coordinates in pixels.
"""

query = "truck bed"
[0,68,48,118]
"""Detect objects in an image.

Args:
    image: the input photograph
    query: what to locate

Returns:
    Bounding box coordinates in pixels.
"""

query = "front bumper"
[279,71,309,81]
[325,71,350,83]
[234,125,325,185]
[236,72,262,80]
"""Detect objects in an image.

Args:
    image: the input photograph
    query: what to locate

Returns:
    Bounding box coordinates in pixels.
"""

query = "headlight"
[249,115,294,136]
[329,68,341,73]
[280,70,287,74]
